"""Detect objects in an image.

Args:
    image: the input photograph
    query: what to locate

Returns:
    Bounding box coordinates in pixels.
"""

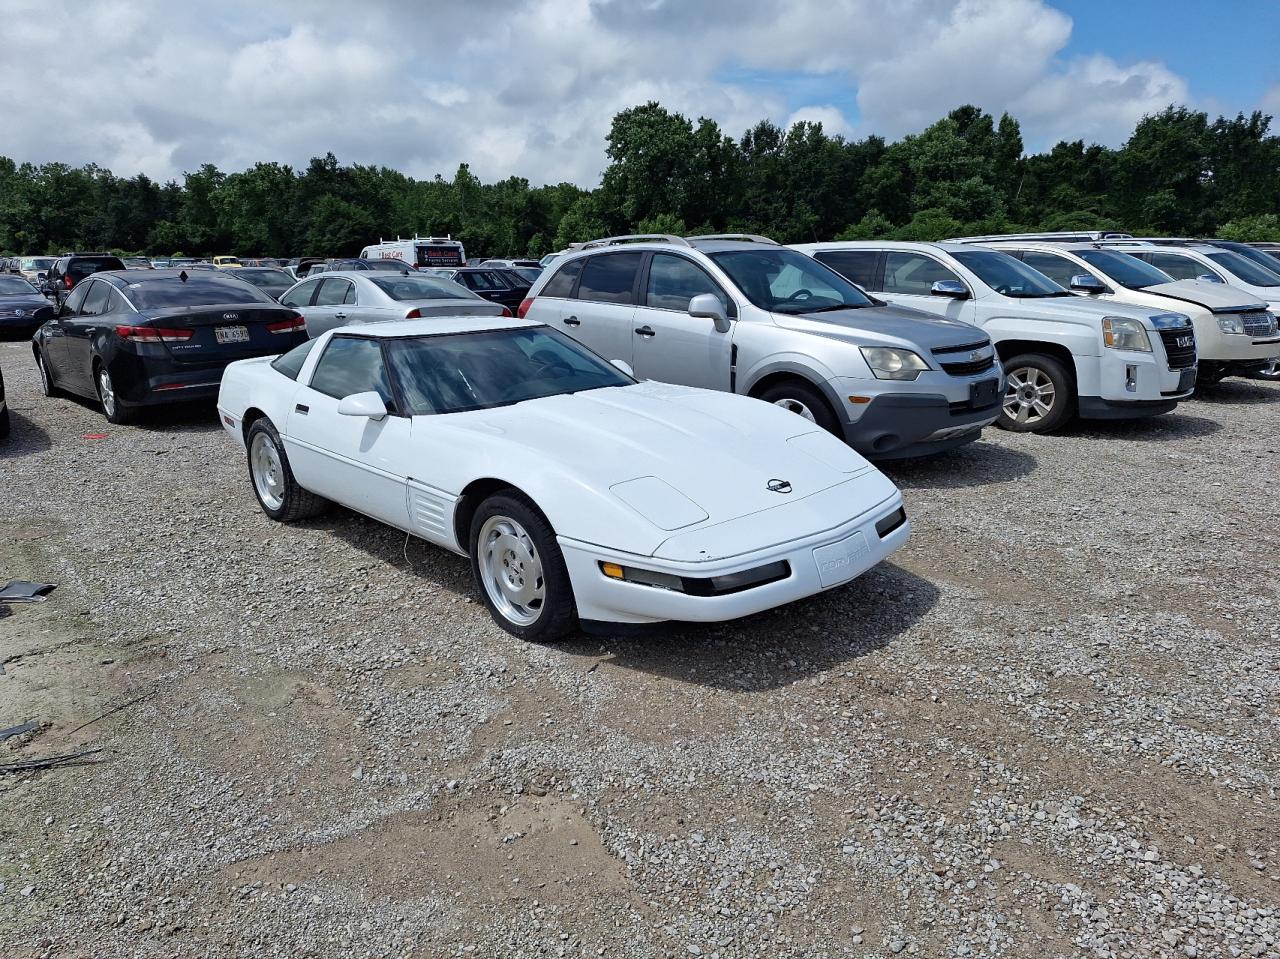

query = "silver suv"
[519,234,1006,460]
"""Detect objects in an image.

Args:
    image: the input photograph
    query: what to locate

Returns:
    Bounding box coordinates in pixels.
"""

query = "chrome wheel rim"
[478,515,545,627]
[250,432,286,511]
[773,397,817,422]
[38,355,52,394]
[97,368,116,417]
[1260,359,1280,380]
[1003,366,1055,425]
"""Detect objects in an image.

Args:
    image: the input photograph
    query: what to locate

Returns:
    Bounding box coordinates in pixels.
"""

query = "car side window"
[79,281,112,317]
[60,281,91,316]
[308,336,395,408]
[105,289,133,314]
[281,279,319,308]
[883,253,963,295]
[315,278,353,307]
[645,254,731,314]
[1144,252,1211,282]
[577,253,642,305]
[1019,251,1082,287]
[541,259,583,298]
[271,338,318,381]
[813,250,880,289]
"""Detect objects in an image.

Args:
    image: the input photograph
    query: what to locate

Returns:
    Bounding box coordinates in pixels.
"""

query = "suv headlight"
[1102,316,1151,352]
[1217,315,1245,334]
[860,346,930,380]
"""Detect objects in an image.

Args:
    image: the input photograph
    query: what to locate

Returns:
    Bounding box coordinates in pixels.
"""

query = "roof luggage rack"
[687,233,779,245]
[947,231,1134,244]
[580,234,692,249]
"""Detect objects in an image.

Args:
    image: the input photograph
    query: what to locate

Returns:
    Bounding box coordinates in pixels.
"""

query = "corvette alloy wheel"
[478,514,546,626]
[250,431,286,512]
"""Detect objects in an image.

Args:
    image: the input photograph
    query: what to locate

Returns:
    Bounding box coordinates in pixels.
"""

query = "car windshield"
[364,260,416,272]
[233,269,294,289]
[385,326,633,415]
[1218,245,1280,276]
[1076,249,1174,289]
[20,257,55,270]
[952,250,1068,297]
[709,248,873,313]
[0,276,39,294]
[126,275,275,308]
[1205,251,1280,287]
[369,275,477,301]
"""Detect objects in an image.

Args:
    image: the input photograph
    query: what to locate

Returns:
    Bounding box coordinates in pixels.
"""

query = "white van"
[792,241,1198,433]
[359,235,466,269]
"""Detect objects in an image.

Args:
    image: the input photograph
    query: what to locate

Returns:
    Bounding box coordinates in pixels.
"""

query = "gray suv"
[519,234,1006,459]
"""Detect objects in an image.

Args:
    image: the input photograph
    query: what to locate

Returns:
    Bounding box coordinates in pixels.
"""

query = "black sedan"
[434,267,526,312]
[0,275,55,335]
[229,267,296,301]
[33,269,307,424]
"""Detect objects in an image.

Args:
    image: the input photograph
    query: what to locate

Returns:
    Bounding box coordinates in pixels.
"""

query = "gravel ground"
[0,336,1277,959]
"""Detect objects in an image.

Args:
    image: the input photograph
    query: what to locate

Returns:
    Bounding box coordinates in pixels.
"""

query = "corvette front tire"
[470,492,577,641]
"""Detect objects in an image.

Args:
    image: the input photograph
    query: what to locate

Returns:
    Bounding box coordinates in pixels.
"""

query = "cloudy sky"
[4,0,1278,187]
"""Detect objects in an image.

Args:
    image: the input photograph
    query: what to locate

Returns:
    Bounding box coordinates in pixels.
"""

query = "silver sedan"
[278,270,508,338]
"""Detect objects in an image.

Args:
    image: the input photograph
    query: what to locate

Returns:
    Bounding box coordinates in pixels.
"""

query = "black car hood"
[0,295,53,314]
[773,303,987,350]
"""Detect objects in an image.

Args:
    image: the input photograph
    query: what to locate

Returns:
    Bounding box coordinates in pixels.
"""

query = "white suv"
[953,239,1278,384]
[519,234,1006,460]
[792,241,1198,432]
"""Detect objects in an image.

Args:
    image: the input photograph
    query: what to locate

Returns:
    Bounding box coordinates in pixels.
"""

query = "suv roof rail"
[687,233,780,245]
[580,233,693,249]
[948,231,1134,243]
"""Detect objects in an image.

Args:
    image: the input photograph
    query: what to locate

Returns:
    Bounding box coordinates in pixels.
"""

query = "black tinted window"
[271,338,318,381]
[542,259,583,298]
[79,281,112,316]
[578,253,642,305]
[1018,251,1080,287]
[814,250,880,289]
[126,276,275,309]
[309,336,394,405]
[69,257,124,279]
[645,254,730,312]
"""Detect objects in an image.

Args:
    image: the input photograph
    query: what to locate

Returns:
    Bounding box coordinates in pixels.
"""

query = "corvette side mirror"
[337,391,387,420]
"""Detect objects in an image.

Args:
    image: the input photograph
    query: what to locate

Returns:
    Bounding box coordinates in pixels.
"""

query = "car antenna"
[179,270,188,282]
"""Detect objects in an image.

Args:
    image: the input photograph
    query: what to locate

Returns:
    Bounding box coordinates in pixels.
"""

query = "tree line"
[1,102,1278,260]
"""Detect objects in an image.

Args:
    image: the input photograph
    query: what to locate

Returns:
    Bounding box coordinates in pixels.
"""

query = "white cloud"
[0,0,1212,186]
[1261,85,1280,116]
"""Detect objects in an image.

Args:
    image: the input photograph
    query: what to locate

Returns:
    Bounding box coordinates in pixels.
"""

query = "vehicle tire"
[95,363,138,425]
[998,353,1075,433]
[36,349,60,398]
[1196,362,1227,387]
[246,419,328,522]
[755,379,842,436]
[1252,359,1280,382]
[0,405,9,439]
[470,492,577,642]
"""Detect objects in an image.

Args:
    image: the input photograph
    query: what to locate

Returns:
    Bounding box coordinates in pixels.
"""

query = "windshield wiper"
[806,304,861,313]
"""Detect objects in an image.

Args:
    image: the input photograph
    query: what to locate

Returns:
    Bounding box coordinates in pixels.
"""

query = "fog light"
[1125,364,1137,392]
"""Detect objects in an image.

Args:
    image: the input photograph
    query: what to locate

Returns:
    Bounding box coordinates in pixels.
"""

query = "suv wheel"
[755,380,841,436]
[999,353,1075,433]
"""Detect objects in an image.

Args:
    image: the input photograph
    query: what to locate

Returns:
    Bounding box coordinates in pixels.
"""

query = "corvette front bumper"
[558,490,909,627]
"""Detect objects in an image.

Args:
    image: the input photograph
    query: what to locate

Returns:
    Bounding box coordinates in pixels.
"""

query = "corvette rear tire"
[246,419,328,522]
[470,492,577,641]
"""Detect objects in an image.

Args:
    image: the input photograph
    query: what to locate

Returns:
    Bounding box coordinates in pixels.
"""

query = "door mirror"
[930,279,969,299]
[336,391,388,420]
[610,358,635,378]
[1069,274,1108,294]
[40,282,54,295]
[688,293,731,333]
[1196,273,1225,284]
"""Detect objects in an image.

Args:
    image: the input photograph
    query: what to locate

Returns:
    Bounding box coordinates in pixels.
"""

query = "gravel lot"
[1,336,1277,959]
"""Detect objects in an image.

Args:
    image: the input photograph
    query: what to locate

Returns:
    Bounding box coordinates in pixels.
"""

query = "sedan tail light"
[500,306,513,317]
[115,325,193,343]
[266,313,306,334]
[63,275,74,290]
[405,308,424,319]
[517,297,534,318]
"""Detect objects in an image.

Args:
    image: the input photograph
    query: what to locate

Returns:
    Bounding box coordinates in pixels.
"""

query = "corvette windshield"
[710,248,874,313]
[386,327,634,415]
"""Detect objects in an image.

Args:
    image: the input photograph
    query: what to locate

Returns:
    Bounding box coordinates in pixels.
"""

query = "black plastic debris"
[0,581,57,603]
[0,720,38,741]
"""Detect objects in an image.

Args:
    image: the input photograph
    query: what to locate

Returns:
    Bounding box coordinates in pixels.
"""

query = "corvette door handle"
[635,326,656,337]
[562,316,581,326]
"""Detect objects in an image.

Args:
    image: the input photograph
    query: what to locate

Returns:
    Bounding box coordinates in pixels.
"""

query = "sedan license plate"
[215,325,249,345]
[970,378,1000,407]
[1178,367,1197,392]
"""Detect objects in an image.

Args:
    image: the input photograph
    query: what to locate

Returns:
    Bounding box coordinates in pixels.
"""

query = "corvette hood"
[431,381,881,533]
[1142,279,1266,313]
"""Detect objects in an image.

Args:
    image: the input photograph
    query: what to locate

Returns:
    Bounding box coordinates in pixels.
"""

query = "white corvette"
[216,317,910,640]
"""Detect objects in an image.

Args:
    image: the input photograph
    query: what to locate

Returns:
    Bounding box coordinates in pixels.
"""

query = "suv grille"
[932,340,996,377]
[1157,328,1197,369]
[1240,311,1277,337]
